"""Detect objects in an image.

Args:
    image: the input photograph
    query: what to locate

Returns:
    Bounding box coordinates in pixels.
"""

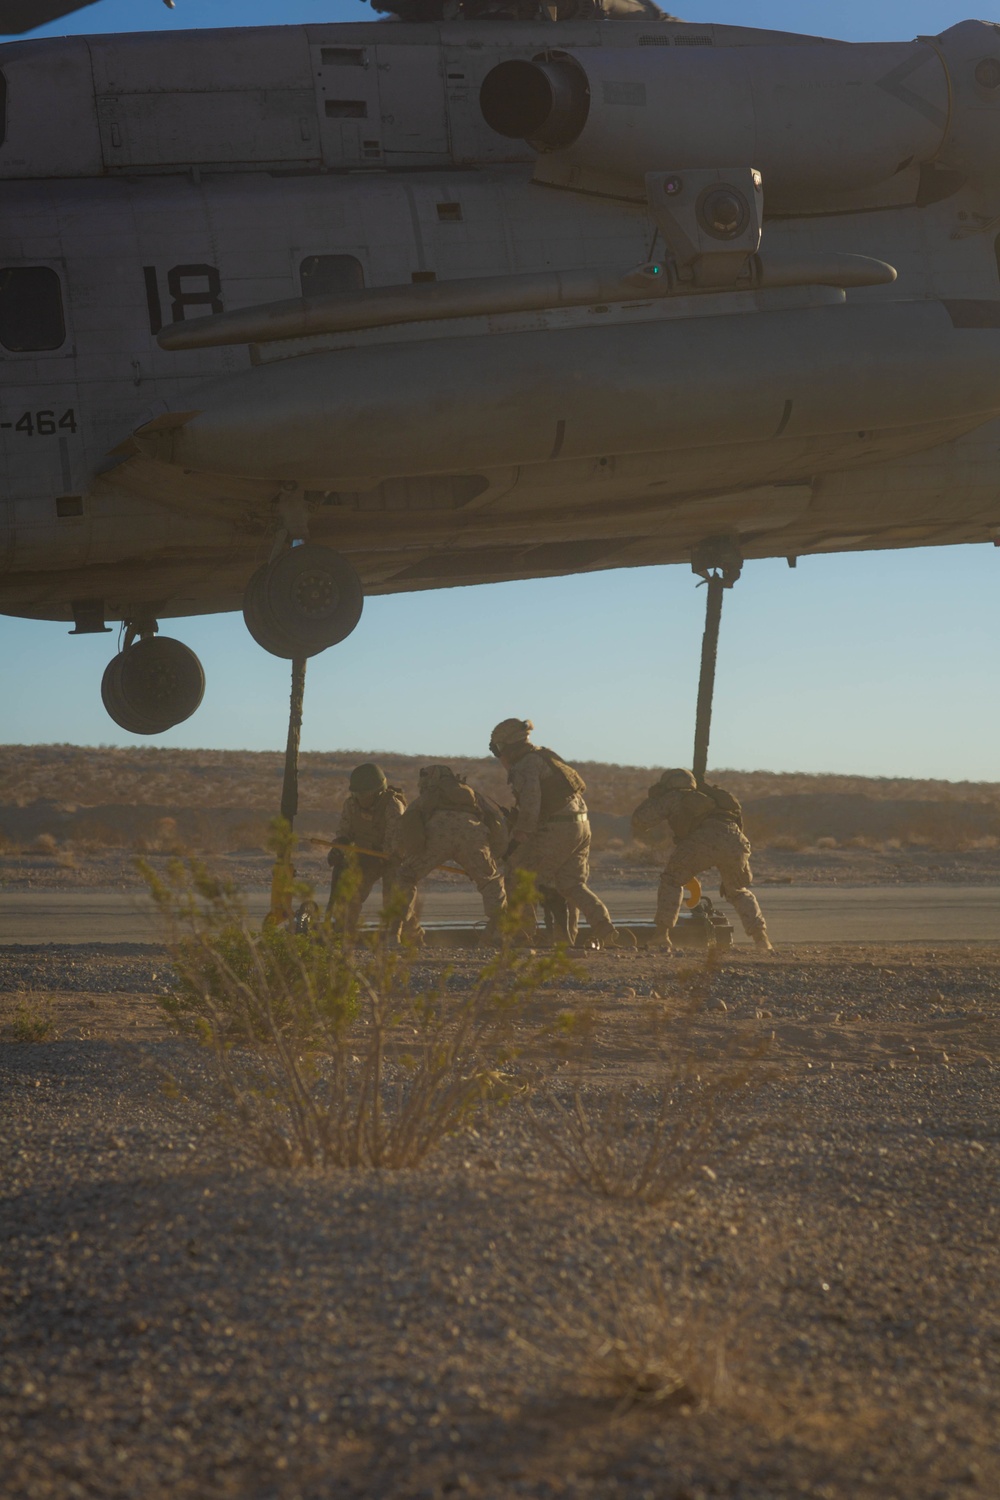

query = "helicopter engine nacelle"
[479,21,1000,211]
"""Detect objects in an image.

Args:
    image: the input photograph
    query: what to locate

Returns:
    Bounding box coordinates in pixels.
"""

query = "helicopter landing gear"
[101,628,206,735]
[243,543,364,659]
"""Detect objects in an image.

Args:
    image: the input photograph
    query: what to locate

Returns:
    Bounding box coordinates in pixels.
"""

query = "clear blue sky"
[3,0,999,779]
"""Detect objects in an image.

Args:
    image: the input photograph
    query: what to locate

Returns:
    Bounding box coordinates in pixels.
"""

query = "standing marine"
[490,717,635,948]
[395,765,507,942]
[631,768,773,953]
[327,762,406,934]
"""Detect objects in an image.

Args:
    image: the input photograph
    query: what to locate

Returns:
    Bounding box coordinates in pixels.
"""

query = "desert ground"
[1,936,998,1500]
[1,745,998,1497]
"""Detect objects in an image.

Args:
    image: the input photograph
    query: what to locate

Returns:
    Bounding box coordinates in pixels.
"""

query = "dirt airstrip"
[1,940,997,1500]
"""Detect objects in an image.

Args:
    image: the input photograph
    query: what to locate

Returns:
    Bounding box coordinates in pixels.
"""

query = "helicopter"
[2,1,1000,732]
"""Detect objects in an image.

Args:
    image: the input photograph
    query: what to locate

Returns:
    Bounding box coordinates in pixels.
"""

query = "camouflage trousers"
[326,849,398,937]
[656,819,767,941]
[397,811,506,935]
[507,816,613,936]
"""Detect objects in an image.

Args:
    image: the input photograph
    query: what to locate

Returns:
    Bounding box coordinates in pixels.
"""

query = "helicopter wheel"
[243,544,364,659]
[101,636,206,735]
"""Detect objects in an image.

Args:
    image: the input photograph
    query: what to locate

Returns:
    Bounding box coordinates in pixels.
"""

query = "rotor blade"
[0,0,100,33]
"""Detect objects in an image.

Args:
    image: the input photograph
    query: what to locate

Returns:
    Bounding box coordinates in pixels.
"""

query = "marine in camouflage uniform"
[490,718,634,948]
[631,768,772,952]
[327,762,406,934]
[395,765,506,941]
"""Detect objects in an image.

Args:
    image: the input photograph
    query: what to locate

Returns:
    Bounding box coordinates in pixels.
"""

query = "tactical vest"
[641,780,743,843]
[535,747,587,822]
[349,786,405,848]
[659,787,719,842]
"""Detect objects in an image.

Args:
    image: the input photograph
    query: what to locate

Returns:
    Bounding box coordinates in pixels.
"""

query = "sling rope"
[268,655,308,926]
[690,537,742,789]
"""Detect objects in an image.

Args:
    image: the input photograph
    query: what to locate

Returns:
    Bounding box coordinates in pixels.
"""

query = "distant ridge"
[0,746,997,855]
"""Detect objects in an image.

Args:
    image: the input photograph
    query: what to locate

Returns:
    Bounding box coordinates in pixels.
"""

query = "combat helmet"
[419,764,462,789]
[489,717,533,756]
[652,767,697,794]
[349,762,388,794]
[418,763,477,812]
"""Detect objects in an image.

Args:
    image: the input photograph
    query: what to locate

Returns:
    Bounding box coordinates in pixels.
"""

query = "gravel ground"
[1,942,998,1499]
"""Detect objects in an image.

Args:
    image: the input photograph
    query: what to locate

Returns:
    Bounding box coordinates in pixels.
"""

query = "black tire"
[101,637,205,735]
[243,545,364,659]
[242,561,299,659]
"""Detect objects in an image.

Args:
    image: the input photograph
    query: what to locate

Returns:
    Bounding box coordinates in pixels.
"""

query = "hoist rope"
[693,572,724,788]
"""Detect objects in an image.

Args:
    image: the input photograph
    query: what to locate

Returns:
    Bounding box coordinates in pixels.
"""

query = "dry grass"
[526,979,772,1204]
[509,1234,894,1467]
[510,1250,758,1416]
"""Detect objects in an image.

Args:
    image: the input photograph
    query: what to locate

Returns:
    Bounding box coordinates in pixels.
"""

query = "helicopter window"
[300,255,365,299]
[321,47,367,67]
[437,202,463,223]
[0,267,65,352]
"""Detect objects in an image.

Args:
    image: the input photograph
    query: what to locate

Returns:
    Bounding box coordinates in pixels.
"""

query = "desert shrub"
[764,832,808,852]
[165,919,360,1044]
[143,838,361,1047]
[136,816,183,855]
[3,999,55,1042]
[143,841,571,1170]
[815,836,838,850]
[72,818,127,849]
[29,832,58,856]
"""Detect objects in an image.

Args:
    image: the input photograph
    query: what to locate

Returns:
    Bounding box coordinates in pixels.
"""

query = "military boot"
[645,925,677,955]
[549,909,574,947]
[480,910,505,947]
[753,932,775,955]
[591,921,638,950]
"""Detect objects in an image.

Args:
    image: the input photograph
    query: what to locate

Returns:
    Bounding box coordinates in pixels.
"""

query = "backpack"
[418,765,480,816]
